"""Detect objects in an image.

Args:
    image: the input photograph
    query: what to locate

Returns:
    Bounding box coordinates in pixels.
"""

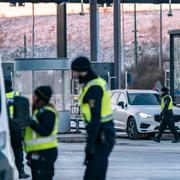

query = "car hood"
[128,105,161,115]
[128,105,180,115]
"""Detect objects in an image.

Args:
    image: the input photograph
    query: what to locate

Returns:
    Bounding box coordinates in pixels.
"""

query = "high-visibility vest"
[161,95,173,111]
[24,106,59,152]
[6,91,20,118]
[79,77,113,124]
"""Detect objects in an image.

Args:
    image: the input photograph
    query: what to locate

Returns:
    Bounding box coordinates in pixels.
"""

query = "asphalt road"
[16,135,180,180]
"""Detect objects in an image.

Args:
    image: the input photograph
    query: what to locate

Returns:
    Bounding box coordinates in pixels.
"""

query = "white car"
[111,89,180,139]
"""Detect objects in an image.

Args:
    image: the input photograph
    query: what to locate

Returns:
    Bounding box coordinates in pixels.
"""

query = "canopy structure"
[1,0,179,90]
[0,0,180,3]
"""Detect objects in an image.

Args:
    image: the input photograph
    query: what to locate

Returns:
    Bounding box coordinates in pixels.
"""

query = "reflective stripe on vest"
[79,77,112,123]
[25,135,57,146]
[161,95,173,111]
[24,106,59,152]
[6,91,20,118]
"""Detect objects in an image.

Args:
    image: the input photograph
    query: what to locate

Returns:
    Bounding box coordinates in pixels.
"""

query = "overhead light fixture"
[167,0,173,17]
[18,2,25,6]
[106,3,112,7]
[9,2,16,6]
[79,0,85,16]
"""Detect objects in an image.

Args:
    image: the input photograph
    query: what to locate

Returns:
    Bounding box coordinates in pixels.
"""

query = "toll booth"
[2,62,14,79]
[169,30,180,105]
[15,58,71,133]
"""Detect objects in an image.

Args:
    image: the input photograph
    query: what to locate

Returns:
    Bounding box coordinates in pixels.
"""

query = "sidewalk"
[57,132,87,143]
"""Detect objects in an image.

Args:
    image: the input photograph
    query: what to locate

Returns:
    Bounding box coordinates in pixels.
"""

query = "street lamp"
[133,3,138,68]
[159,3,162,70]
[32,3,35,58]
[167,0,173,17]
[121,3,125,72]
[79,0,85,15]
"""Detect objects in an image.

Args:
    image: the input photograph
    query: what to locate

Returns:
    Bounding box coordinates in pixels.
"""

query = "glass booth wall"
[14,70,70,111]
[174,38,180,94]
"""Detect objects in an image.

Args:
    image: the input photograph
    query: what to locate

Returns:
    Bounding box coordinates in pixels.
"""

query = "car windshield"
[127,93,161,105]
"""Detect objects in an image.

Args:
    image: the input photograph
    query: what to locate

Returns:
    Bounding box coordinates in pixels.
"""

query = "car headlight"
[137,112,153,119]
[0,132,6,150]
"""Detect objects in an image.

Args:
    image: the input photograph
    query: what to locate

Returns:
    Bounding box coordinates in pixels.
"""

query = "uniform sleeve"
[30,110,55,136]
[83,85,103,154]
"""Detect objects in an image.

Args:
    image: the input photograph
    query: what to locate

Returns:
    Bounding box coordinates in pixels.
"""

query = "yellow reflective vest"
[161,95,173,111]
[79,77,113,124]
[6,90,20,118]
[24,106,59,152]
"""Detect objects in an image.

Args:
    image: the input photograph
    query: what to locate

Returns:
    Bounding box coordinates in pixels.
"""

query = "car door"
[111,92,121,129]
[117,92,128,130]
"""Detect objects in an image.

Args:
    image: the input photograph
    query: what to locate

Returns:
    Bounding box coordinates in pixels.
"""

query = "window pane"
[128,93,160,105]
[118,93,126,104]
[111,92,120,105]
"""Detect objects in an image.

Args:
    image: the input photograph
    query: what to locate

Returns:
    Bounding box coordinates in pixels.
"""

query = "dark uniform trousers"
[30,148,58,180]
[10,125,24,173]
[84,121,115,180]
[157,111,179,140]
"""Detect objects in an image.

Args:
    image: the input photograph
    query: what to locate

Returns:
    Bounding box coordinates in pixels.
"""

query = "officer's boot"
[19,168,30,179]
[153,137,160,143]
[172,139,180,143]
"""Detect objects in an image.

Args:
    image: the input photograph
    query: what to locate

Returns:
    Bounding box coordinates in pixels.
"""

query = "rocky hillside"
[0,9,180,67]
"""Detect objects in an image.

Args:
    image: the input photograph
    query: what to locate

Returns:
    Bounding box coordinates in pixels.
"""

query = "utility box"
[2,62,14,79]
[91,62,115,89]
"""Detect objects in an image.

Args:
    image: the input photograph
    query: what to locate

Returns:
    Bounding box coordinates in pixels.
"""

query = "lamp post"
[80,0,85,15]
[32,4,35,93]
[159,3,162,70]
[121,3,125,72]
[32,3,35,58]
[90,0,98,62]
[133,3,138,68]
[114,0,121,89]
[167,0,173,17]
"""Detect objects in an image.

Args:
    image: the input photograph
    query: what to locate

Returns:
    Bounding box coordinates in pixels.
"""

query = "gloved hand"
[19,117,33,128]
[159,112,164,121]
[84,145,94,165]
[26,153,32,167]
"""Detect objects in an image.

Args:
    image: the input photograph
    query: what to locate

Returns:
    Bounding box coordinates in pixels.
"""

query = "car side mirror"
[118,101,125,108]
[13,96,30,127]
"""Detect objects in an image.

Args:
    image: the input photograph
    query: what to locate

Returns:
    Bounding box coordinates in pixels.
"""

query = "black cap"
[34,86,52,102]
[161,87,169,94]
[71,56,91,72]
[4,78,12,89]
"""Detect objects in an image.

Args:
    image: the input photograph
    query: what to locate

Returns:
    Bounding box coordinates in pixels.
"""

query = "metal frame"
[1,0,180,3]
[15,58,71,112]
[169,30,180,101]
[15,58,70,71]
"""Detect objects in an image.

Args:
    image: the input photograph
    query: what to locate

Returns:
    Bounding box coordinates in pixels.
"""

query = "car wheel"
[127,118,140,140]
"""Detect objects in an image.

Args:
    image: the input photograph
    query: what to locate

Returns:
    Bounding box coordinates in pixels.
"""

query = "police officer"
[154,87,180,143]
[5,78,30,179]
[71,56,115,180]
[24,86,58,180]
